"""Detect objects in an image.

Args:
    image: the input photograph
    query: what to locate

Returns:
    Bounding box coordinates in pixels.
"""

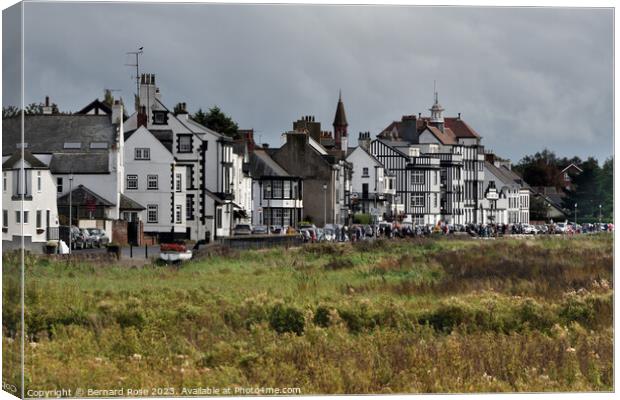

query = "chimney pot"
[45,96,49,106]
[262,143,269,149]
[458,112,461,119]
[418,113,421,118]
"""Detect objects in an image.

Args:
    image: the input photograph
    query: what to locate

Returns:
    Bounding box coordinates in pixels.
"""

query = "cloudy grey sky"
[3,2,614,163]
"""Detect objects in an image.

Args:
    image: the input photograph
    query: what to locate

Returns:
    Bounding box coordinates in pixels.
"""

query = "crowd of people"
[300,221,613,243]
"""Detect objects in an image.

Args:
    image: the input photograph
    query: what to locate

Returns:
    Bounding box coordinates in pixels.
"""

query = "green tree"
[192,106,239,138]
[597,157,613,220]
[514,149,563,188]
[529,195,549,222]
[562,157,602,221]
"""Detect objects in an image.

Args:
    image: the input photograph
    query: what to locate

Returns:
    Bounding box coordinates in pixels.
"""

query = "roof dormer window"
[90,142,108,149]
[63,142,81,149]
[152,110,168,125]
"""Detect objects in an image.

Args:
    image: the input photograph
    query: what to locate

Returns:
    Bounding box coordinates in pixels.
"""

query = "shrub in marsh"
[268,304,305,335]
[115,309,146,329]
[353,239,390,253]
[559,292,612,328]
[302,242,350,257]
[418,300,475,333]
[314,306,332,328]
[517,298,557,332]
[337,307,376,333]
[324,257,354,271]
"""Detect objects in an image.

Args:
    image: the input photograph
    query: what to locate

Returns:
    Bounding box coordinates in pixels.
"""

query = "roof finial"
[339,89,342,101]
[434,80,438,104]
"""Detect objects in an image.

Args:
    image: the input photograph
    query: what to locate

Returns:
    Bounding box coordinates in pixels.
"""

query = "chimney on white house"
[42,96,53,114]
[111,100,123,125]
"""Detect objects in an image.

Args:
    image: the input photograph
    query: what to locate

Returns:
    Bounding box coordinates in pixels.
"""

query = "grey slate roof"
[125,129,174,153]
[485,161,529,190]
[2,150,48,169]
[57,184,115,206]
[3,114,116,174]
[49,153,109,174]
[3,114,117,154]
[249,149,291,177]
[119,193,145,211]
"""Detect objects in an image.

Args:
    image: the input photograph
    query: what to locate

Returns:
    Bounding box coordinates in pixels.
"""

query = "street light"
[599,204,602,224]
[574,203,577,227]
[323,183,328,226]
[69,174,73,254]
[266,184,271,235]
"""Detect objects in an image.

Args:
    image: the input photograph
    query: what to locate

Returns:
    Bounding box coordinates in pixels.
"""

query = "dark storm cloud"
[5,2,613,162]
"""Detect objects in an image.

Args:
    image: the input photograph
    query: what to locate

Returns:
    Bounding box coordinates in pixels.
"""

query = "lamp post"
[323,183,328,227]
[599,204,602,224]
[68,174,73,254]
[574,203,577,227]
[266,184,271,235]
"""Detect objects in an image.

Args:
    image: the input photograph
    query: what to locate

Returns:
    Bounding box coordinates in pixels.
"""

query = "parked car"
[554,222,568,234]
[521,224,537,235]
[233,224,252,236]
[534,225,548,234]
[79,228,96,248]
[87,228,109,247]
[323,227,337,242]
[70,226,86,249]
[252,225,269,235]
[299,223,317,231]
[270,225,283,234]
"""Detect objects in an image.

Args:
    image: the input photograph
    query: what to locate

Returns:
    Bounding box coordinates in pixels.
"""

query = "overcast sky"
[2,2,614,163]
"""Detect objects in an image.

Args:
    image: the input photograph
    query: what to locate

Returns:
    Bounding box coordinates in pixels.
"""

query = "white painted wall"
[124,126,187,234]
[2,166,59,244]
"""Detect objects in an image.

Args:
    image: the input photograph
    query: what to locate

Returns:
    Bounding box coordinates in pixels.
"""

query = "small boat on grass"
[159,241,193,263]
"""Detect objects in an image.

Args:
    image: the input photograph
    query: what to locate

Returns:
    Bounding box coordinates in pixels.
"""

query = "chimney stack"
[358,131,371,150]
[458,112,461,120]
[137,105,147,128]
[42,96,53,114]
[262,143,269,149]
[111,99,123,125]
[175,102,188,115]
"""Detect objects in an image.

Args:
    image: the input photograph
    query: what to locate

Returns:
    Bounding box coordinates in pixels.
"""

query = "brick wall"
[112,220,128,245]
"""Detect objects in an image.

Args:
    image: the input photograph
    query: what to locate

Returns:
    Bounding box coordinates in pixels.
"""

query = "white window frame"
[126,175,138,190]
[362,167,369,177]
[3,172,6,192]
[178,136,192,152]
[411,194,425,207]
[147,175,158,190]
[23,211,29,224]
[147,204,158,223]
[135,148,150,160]
[36,210,42,229]
[175,204,182,224]
[175,173,182,192]
[2,209,8,228]
[36,171,42,192]
[57,177,63,193]
[15,211,20,224]
[411,170,424,185]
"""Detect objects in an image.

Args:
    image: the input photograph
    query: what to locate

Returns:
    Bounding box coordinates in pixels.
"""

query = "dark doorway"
[128,221,140,245]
